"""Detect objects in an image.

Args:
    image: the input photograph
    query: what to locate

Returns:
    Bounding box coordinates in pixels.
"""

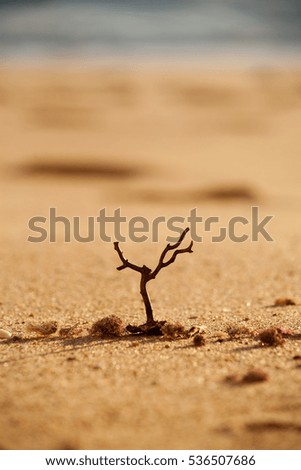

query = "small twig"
[114,228,193,324]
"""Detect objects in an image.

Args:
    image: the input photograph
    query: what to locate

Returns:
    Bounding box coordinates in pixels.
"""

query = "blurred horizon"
[0,0,301,63]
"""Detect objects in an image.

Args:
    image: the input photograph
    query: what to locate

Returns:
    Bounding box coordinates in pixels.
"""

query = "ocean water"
[0,0,300,61]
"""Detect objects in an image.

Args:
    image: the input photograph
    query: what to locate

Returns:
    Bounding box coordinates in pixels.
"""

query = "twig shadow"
[0,332,165,364]
[0,335,110,364]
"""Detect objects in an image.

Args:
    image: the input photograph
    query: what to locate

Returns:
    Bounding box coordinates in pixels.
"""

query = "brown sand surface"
[0,64,301,450]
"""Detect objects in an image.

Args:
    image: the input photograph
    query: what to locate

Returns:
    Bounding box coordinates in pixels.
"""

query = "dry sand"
[0,64,301,450]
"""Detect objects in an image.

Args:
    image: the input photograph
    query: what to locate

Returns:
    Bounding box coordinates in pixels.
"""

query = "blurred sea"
[0,0,300,62]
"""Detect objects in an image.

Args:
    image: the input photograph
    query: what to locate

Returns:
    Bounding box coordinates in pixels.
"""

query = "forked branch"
[114,227,193,324]
[151,227,193,279]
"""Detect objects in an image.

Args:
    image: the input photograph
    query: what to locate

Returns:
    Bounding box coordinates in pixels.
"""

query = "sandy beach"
[0,64,301,449]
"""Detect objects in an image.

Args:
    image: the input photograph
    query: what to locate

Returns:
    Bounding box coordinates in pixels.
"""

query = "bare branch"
[151,227,193,278]
[156,241,193,271]
[113,227,193,324]
[113,241,144,273]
